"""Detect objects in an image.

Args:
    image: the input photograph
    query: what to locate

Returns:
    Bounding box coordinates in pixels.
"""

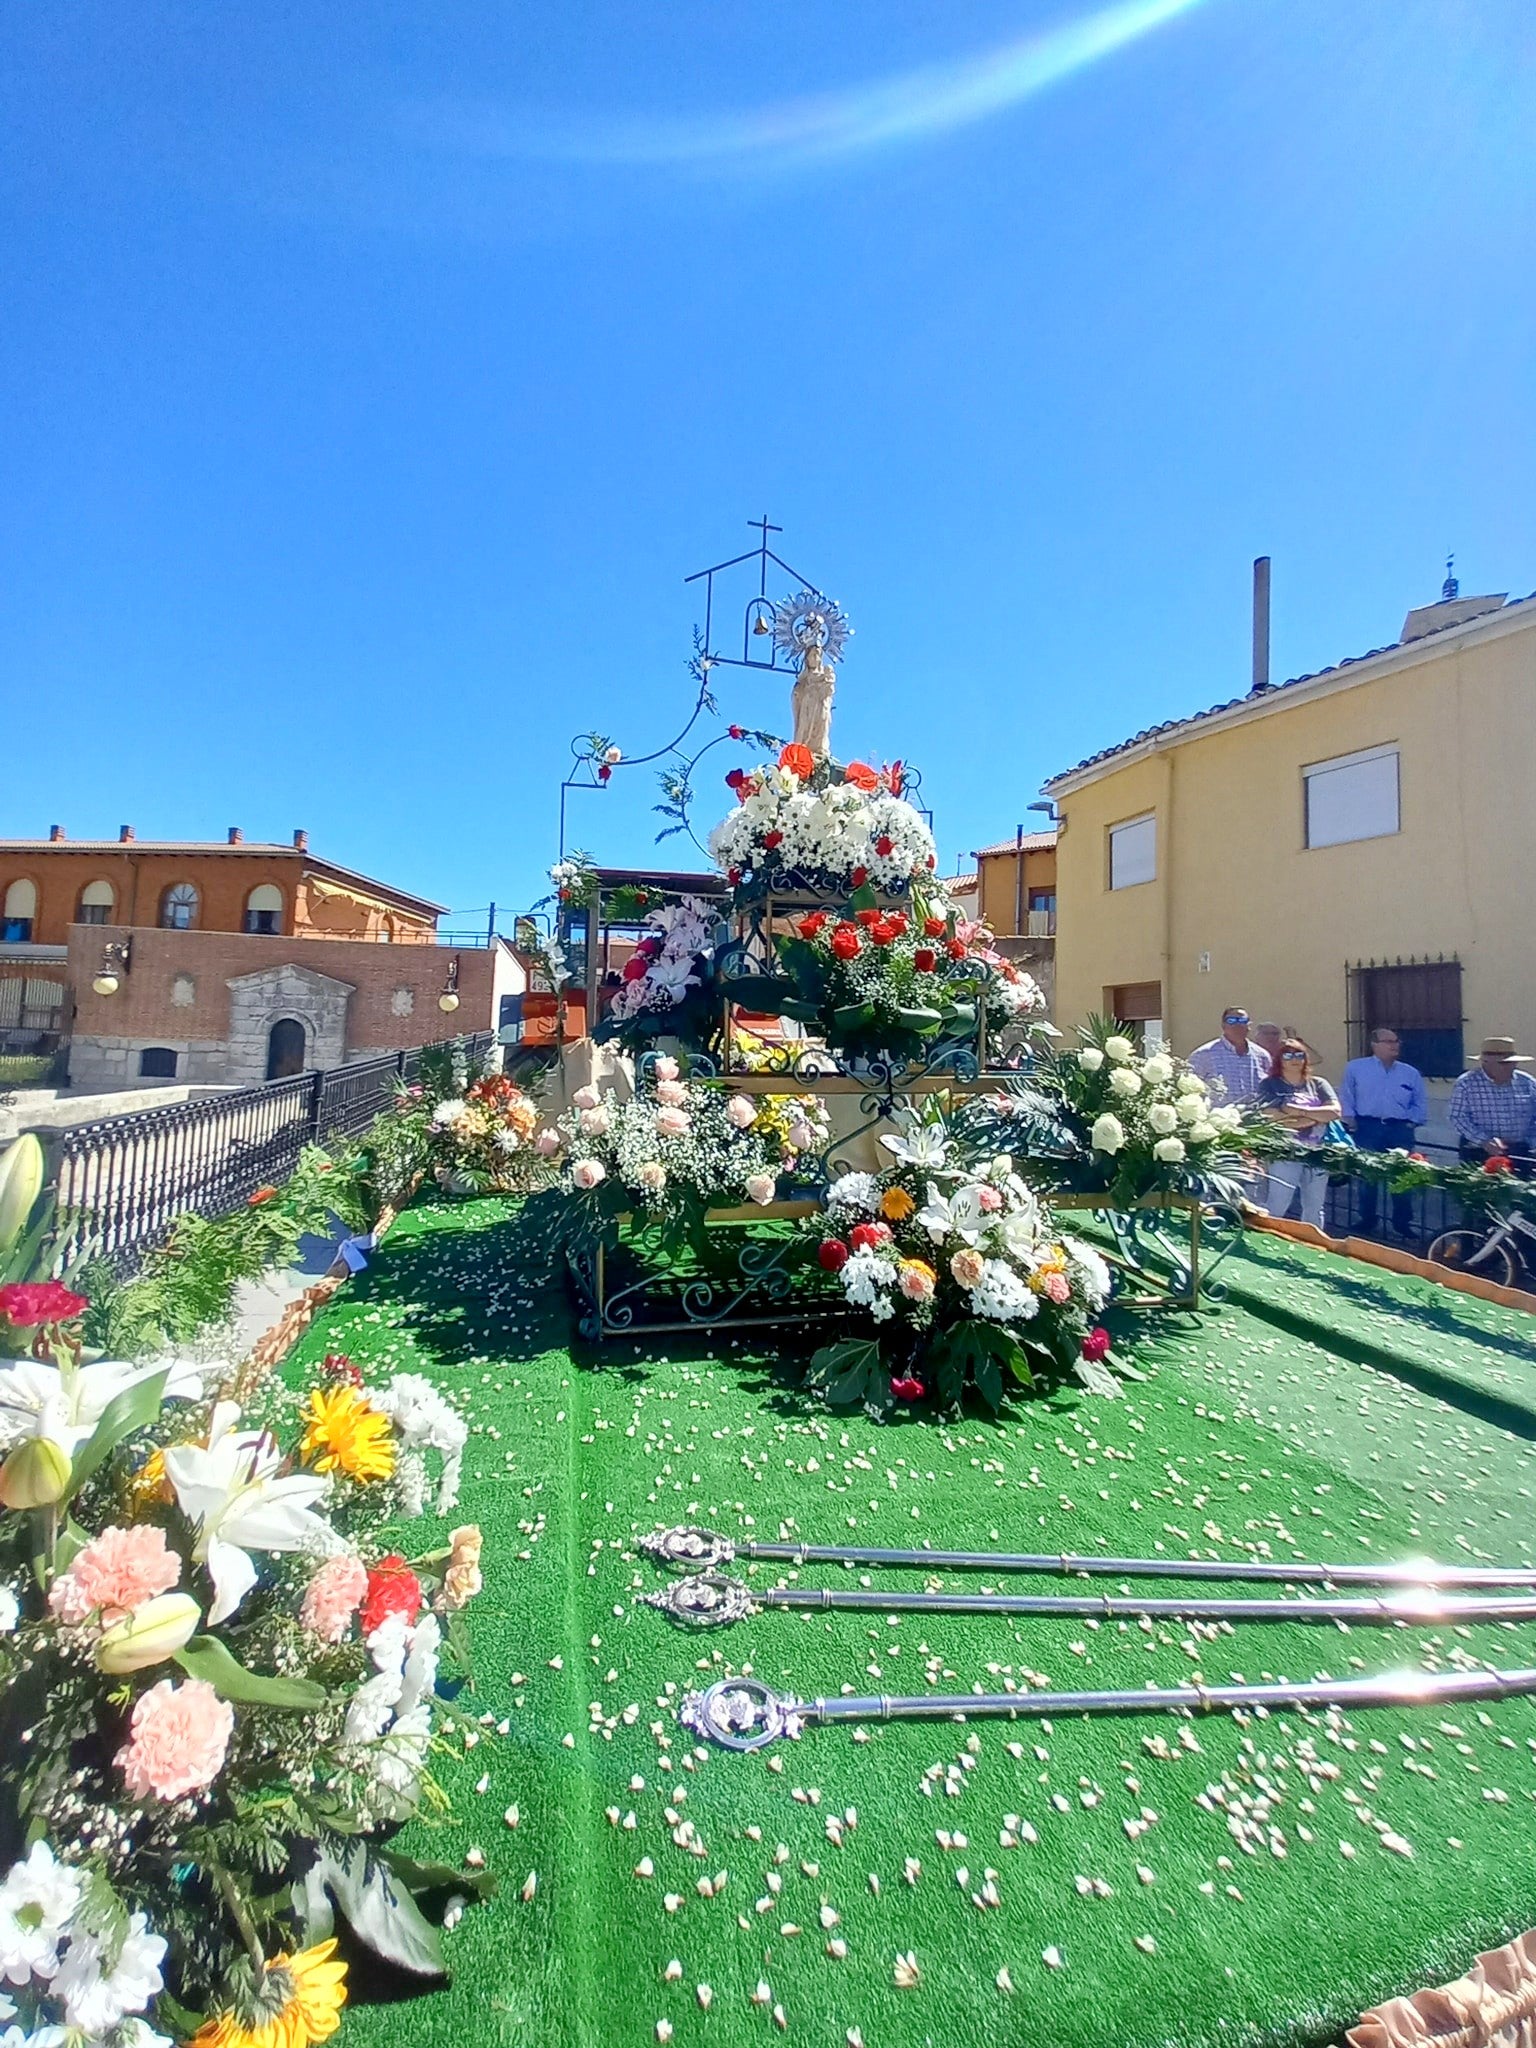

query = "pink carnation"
[535,1129,562,1157]
[50,1525,180,1626]
[1043,1270,1072,1305]
[300,1551,369,1643]
[117,1677,233,1802]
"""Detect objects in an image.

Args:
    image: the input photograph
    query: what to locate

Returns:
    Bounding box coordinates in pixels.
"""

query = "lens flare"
[454,0,1209,171]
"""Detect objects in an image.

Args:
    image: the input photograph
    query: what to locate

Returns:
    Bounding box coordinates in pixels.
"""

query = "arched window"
[160,882,199,931]
[2,879,37,942]
[243,883,284,935]
[77,879,115,927]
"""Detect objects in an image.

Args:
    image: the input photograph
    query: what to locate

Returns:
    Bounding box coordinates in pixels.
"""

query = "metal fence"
[51,1033,493,1272]
[1313,1138,1463,1250]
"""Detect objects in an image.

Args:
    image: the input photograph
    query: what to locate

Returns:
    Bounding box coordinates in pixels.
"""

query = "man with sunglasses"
[1188,1005,1273,1107]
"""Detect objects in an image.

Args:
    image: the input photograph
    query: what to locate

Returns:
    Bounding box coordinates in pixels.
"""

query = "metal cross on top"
[684,517,849,676]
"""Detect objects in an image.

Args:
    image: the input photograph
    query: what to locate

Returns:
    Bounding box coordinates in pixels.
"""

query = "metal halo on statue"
[680,1677,801,1752]
[772,589,852,667]
[641,1572,758,1628]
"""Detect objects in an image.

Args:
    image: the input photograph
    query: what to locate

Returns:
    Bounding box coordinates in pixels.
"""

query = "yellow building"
[1044,583,1536,1080]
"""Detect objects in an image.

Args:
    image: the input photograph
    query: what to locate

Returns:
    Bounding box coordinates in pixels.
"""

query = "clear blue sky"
[3,2,1533,924]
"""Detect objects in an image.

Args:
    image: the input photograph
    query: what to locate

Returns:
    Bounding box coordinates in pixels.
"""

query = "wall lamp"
[92,937,132,998]
[438,955,461,1013]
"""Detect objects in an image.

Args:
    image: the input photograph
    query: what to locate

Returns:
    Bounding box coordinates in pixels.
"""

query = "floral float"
[0,1287,486,2047]
[806,1118,1117,1418]
[426,1072,543,1194]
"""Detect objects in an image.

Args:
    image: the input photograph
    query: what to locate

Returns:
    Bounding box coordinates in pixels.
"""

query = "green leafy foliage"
[175,1635,329,1710]
[805,1338,885,1409]
[926,1320,1031,1413]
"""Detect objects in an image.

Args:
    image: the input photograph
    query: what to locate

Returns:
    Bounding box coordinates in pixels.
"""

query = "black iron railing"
[51,1033,493,1272]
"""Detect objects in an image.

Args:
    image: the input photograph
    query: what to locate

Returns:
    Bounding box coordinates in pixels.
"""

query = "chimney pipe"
[293,829,308,851]
[119,825,135,843]
[1252,557,1271,692]
[48,824,65,842]
[228,827,243,844]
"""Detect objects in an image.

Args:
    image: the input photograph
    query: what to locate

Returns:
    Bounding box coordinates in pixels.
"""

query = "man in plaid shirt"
[1449,1036,1536,1169]
[1188,1006,1273,1106]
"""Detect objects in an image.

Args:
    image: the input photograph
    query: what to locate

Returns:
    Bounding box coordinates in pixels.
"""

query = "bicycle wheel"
[1427,1229,1518,1290]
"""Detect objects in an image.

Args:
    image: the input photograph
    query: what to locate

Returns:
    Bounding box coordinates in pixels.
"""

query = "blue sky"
[3,1,1533,924]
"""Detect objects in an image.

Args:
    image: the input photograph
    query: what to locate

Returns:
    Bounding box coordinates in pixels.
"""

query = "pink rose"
[652,1056,680,1082]
[116,1677,233,1803]
[726,1094,757,1130]
[745,1173,777,1205]
[950,1249,985,1289]
[578,1104,612,1136]
[977,1186,1003,1213]
[572,1085,600,1111]
[637,1161,667,1193]
[785,1121,814,1152]
[300,1551,368,1643]
[654,1106,690,1139]
[1043,1271,1071,1304]
[572,1159,607,1190]
[654,1079,688,1107]
[49,1524,180,1627]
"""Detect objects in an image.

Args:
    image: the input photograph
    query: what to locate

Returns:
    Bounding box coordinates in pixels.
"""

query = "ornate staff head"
[680,1678,803,1752]
[641,1572,757,1629]
[640,1525,737,1571]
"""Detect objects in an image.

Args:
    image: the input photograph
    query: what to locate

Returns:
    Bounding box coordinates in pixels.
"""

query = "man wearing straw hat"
[1448,1036,1536,1170]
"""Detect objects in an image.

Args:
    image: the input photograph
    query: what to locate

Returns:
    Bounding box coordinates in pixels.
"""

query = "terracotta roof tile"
[971,832,1057,858]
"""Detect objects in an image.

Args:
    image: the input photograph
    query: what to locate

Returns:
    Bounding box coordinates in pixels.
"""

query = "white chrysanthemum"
[826,1171,881,1218]
[493,1127,522,1154]
[431,1098,468,1127]
[840,1249,898,1308]
[971,1259,1037,1323]
[54,1911,166,2034]
[0,1842,83,1986]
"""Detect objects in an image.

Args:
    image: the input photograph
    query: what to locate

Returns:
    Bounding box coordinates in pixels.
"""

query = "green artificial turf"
[284,1199,1536,2048]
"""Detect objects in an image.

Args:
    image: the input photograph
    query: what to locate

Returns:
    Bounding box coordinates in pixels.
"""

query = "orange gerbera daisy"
[879,1186,916,1223]
[300,1385,395,1484]
[191,1941,348,2048]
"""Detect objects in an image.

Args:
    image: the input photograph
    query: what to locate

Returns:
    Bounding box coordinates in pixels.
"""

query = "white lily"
[914,1181,990,1246]
[0,1355,209,1458]
[646,954,700,999]
[164,1402,333,1625]
[879,1125,950,1170]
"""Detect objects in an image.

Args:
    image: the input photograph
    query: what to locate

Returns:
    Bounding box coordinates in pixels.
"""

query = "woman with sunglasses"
[1257,1038,1339,1228]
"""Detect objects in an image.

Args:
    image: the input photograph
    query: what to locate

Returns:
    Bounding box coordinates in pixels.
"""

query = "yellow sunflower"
[300,1385,395,1483]
[191,1940,348,2048]
[880,1185,916,1223]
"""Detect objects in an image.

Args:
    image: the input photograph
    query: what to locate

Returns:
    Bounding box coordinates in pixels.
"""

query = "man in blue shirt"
[1339,1028,1428,1237]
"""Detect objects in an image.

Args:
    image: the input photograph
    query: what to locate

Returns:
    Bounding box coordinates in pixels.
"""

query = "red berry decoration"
[1081,1327,1113,1363]
[818,1238,849,1272]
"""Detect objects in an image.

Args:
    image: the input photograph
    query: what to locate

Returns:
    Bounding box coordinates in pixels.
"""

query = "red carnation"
[830,925,862,962]
[874,835,895,858]
[890,1376,925,1403]
[844,761,880,793]
[728,867,741,884]
[850,866,868,888]
[729,724,745,740]
[923,916,946,939]
[361,1554,423,1636]
[888,761,904,795]
[622,955,649,982]
[945,937,966,960]
[818,1238,849,1272]
[597,763,612,783]
[725,768,746,790]
[763,830,783,850]
[925,854,936,869]
[1081,1327,1113,1363]
[914,947,938,973]
[1484,1155,1513,1175]
[0,1281,89,1329]
[849,1221,890,1251]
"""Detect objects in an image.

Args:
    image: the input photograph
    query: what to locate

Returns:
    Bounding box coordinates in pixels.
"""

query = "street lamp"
[438,956,461,1013]
[92,938,131,998]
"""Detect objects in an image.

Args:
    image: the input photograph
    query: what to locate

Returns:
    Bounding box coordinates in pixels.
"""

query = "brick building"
[969,829,1058,1013]
[0,827,523,1091]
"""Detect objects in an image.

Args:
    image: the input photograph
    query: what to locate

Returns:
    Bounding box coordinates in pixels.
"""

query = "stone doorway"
[265,1017,307,1078]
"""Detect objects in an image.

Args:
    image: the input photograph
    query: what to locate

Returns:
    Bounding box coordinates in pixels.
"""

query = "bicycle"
[1428,1204,1536,1291]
